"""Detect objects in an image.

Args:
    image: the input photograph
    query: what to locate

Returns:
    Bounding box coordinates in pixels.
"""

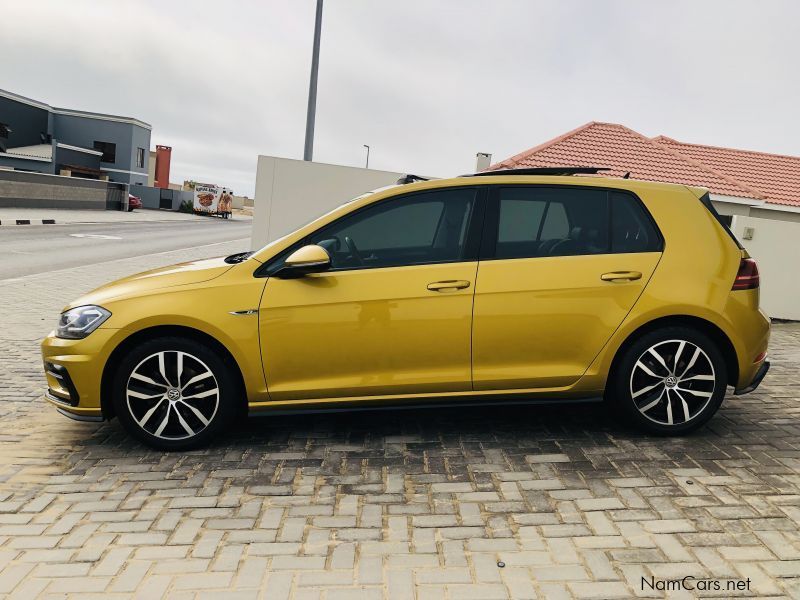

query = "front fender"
[96,270,269,404]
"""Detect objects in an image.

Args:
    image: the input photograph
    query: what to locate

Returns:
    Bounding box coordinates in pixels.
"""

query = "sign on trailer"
[193,183,222,214]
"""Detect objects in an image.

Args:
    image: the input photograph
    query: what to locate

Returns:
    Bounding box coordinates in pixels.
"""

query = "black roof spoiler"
[464,167,610,177]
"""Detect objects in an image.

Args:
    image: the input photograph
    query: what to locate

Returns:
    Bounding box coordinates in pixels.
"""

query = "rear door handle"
[427,280,471,291]
[601,271,642,282]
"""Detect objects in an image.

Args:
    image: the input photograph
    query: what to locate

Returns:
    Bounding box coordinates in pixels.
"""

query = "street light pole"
[303,0,324,161]
[363,144,370,169]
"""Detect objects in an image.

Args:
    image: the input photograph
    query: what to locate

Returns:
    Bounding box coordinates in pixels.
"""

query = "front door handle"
[427,280,471,291]
[601,271,642,282]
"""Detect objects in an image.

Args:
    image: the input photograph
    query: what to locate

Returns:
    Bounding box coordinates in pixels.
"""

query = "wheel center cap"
[167,388,181,401]
[665,376,678,388]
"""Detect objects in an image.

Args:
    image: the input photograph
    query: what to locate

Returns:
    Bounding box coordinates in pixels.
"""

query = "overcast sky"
[3,1,799,196]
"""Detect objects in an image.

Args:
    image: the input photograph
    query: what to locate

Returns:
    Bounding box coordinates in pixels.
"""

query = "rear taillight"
[732,258,759,290]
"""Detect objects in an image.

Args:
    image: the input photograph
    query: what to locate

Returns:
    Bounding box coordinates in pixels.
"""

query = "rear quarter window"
[610,192,662,253]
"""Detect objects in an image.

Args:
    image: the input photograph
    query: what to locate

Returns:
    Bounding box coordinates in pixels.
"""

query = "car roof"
[390,173,707,197]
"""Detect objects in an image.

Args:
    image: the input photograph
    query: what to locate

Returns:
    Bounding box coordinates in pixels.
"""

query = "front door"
[259,187,483,401]
[472,185,663,391]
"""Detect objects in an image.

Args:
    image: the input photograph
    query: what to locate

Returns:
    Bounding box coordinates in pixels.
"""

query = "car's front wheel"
[610,327,728,434]
[112,336,239,450]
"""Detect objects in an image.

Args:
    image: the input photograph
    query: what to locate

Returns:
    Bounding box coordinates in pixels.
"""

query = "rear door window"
[493,186,609,259]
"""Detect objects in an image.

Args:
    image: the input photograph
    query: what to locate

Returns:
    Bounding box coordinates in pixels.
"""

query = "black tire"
[609,326,727,434]
[112,336,239,450]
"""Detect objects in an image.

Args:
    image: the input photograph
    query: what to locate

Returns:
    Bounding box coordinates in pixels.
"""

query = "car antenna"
[622,172,631,179]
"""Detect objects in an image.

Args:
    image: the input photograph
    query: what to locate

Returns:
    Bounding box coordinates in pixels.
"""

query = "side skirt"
[248,394,604,418]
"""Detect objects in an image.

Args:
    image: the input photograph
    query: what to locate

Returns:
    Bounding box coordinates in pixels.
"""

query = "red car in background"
[128,194,142,212]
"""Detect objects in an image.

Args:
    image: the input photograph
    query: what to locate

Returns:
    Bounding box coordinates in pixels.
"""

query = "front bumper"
[734,360,770,395]
[44,362,80,406]
[46,392,104,421]
[41,328,118,419]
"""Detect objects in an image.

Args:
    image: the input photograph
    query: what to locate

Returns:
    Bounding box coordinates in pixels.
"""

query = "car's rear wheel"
[610,327,728,434]
[112,336,238,450]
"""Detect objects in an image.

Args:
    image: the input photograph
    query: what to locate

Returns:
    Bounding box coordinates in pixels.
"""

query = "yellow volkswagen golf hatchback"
[42,168,770,449]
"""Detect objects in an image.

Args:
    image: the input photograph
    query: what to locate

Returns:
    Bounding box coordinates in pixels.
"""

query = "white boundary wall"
[712,195,800,321]
[252,156,404,250]
[731,215,800,321]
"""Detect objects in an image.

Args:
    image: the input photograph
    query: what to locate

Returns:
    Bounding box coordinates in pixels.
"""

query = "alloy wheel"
[126,350,219,440]
[629,339,716,426]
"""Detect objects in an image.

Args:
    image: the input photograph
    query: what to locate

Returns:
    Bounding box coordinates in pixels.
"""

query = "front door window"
[309,188,476,270]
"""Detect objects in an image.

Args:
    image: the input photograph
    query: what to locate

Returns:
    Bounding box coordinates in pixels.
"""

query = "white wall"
[732,215,800,321]
[252,156,404,250]
[709,195,799,321]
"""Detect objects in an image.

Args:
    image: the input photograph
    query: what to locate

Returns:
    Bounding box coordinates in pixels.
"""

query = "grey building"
[0,88,151,185]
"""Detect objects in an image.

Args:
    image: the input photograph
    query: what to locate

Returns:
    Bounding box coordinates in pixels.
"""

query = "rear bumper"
[734,360,770,395]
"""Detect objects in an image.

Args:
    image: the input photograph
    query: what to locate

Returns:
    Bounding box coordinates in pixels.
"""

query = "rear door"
[472,185,663,391]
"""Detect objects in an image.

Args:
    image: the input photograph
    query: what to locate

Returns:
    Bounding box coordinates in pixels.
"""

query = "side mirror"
[275,245,331,279]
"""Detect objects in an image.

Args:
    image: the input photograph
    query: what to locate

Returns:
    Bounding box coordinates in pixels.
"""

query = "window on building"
[0,122,9,152]
[93,141,116,164]
[136,147,145,168]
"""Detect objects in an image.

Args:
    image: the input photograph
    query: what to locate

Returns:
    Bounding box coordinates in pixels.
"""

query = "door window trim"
[255,186,489,277]
[479,184,664,261]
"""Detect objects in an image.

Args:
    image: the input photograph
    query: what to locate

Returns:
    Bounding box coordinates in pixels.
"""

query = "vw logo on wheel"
[665,375,678,388]
[167,388,181,401]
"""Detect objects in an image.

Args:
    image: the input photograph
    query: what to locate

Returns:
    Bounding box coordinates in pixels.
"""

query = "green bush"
[178,199,194,213]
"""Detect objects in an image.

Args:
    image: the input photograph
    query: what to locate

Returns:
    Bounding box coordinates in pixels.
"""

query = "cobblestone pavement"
[1,243,799,599]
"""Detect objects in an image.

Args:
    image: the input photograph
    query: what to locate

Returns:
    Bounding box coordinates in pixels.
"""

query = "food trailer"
[193,183,233,218]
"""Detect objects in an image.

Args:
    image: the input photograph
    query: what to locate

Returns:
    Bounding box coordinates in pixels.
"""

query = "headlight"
[56,305,111,339]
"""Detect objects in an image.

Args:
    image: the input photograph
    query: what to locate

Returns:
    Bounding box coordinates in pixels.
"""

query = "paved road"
[0,219,252,280]
[0,239,799,598]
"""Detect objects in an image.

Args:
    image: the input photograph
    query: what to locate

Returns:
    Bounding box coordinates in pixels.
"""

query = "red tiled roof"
[653,136,800,207]
[491,122,800,207]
